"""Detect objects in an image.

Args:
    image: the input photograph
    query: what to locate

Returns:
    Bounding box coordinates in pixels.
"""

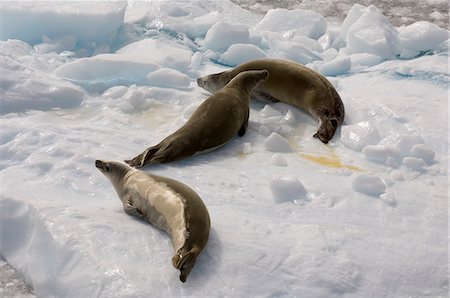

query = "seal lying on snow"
[125,69,269,168]
[95,159,210,282]
[197,58,345,143]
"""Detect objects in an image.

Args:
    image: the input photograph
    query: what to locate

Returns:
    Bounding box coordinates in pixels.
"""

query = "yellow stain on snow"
[300,152,363,171]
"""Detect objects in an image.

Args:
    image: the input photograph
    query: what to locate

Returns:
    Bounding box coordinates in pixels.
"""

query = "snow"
[0,1,448,297]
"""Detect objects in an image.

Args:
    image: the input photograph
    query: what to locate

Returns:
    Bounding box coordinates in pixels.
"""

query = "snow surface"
[0,1,448,297]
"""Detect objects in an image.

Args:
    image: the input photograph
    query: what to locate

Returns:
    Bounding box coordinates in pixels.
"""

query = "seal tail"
[124,145,163,168]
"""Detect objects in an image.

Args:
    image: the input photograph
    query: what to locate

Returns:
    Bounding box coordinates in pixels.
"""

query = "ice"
[255,9,327,40]
[263,132,293,153]
[362,145,401,163]
[147,68,191,89]
[351,174,387,196]
[220,44,266,66]
[403,157,427,171]
[0,0,448,297]
[410,144,435,165]
[54,39,193,92]
[269,177,308,203]
[0,1,126,46]
[342,4,400,59]
[399,21,449,54]
[203,22,249,52]
[340,121,381,151]
[318,57,351,76]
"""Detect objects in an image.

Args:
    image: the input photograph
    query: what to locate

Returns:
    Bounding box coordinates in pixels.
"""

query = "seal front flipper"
[123,195,144,217]
[238,120,248,137]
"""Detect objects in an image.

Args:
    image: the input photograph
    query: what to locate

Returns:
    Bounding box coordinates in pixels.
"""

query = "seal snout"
[95,159,104,170]
[196,77,204,88]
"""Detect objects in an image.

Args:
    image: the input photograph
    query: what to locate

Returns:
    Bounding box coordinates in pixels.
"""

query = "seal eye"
[330,119,338,128]
[105,165,110,172]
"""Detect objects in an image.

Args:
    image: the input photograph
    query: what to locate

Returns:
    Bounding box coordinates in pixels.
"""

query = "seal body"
[126,69,269,168]
[197,59,345,143]
[95,160,210,282]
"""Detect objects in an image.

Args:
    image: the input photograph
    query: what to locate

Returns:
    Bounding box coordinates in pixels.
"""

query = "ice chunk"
[399,21,449,52]
[0,1,126,45]
[255,9,327,40]
[102,86,128,99]
[362,145,401,163]
[54,55,160,92]
[264,132,293,153]
[410,144,435,165]
[203,22,249,52]
[55,39,193,92]
[394,135,424,156]
[220,44,266,66]
[403,157,427,171]
[271,154,288,167]
[117,39,193,72]
[318,57,351,76]
[341,121,381,151]
[147,68,191,89]
[269,177,308,203]
[351,174,386,196]
[260,105,283,118]
[342,5,400,59]
[350,53,383,69]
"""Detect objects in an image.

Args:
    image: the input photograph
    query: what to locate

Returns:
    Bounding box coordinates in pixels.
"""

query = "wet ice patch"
[255,8,327,40]
[264,132,293,153]
[351,174,387,196]
[341,121,381,151]
[269,177,308,203]
[220,44,266,66]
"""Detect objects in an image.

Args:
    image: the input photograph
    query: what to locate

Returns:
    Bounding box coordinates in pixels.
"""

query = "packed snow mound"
[341,121,381,151]
[0,40,85,114]
[54,38,193,92]
[351,174,387,196]
[255,8,327,40]
[0,1,126,46]
[399,21,449,55]
[269,177,308,203]
[342,4,400,59]
[264,132,293,153]
[220,44,266,66]
[203,22,250,52]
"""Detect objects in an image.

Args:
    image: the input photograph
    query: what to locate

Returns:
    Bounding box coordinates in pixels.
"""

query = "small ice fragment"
[220,44,266,66]
[271,154,288,167]
[318,57,351,76]
[395,135,424,155]
[403,157,427,171]
[362,145,400,163]
[351,174,386,196]
[410,144,435,164]
[269,177,308,203]
[264,132,293,153]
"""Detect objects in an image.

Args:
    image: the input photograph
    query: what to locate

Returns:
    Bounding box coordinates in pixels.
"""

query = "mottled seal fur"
[95,159,210,282]
[197,58,345,143]
[125,69,269,168]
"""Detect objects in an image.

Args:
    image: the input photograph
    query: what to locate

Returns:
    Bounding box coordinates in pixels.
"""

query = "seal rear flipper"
[172,249,199,283]
[125,145,162,168]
